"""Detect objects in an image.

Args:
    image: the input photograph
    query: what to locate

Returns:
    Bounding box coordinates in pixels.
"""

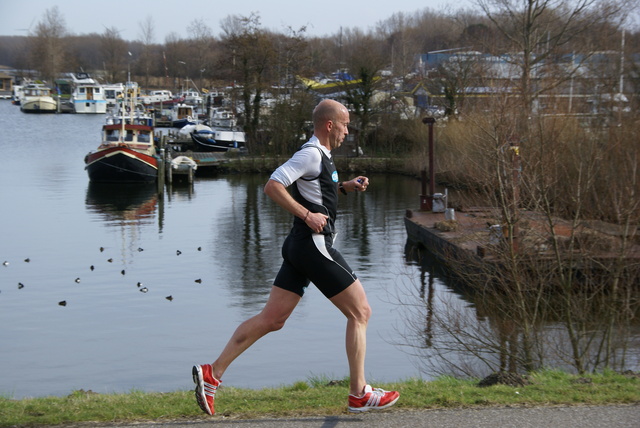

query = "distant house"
[391,81,444,119]
[0,72,13,99]
[404,81,434,110]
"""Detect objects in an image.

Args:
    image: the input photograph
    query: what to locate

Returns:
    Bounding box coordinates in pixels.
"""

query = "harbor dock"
[404,206,640,273]
[155,132,231,188]
[405,207,499,267]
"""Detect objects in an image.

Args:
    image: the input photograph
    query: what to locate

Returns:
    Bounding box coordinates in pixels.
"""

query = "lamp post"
[507,136,521,254]
[420,117,436,211]
[177,61,186,92]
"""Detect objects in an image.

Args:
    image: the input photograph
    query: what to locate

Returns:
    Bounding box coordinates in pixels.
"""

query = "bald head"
[311,99,350,151]
[312,99,348,129]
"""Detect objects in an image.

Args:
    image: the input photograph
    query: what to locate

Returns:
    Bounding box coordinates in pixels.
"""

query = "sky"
[0,0,471,42]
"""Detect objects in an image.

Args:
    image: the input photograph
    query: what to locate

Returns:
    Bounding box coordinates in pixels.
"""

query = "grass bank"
[1,370,638,427]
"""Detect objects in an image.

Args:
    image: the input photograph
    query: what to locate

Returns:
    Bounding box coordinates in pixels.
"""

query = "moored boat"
[191,128,246,152]
[141,89,173,104]
[141,90,185,107]
[103,83,124,111]
[71,73,107,114]
[171,103,196,128]
[194,107,247,152]
[84,93,159,183]
[11,84,23,105]
[20,83,57,113]
[208,107,237,128]
[179,88,202,106]
[171,155,198,173]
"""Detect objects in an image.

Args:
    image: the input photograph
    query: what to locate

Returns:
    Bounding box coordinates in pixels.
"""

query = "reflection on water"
[403,238,640,378]
[85,182,159,225]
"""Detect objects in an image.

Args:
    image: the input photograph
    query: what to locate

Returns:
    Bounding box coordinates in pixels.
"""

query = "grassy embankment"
[1,370,638,427]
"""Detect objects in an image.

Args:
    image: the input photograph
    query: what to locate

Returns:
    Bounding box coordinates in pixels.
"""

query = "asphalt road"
[87,405,639,428]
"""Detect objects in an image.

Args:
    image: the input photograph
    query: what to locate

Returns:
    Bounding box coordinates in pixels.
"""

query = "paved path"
[99,405,639,427]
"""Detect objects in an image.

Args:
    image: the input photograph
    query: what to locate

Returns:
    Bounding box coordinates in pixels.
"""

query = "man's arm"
[264,179,328,234]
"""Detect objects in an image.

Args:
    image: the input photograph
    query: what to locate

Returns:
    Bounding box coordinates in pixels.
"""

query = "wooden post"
[166,148,173,185]
[157,148,165,194]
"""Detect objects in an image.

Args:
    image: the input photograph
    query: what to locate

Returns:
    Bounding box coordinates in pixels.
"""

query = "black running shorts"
[274,233,357,298]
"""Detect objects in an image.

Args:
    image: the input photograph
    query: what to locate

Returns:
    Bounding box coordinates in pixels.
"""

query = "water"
[0,101,464,399]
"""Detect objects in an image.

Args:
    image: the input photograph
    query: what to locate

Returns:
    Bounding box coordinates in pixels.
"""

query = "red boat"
[84,103,159,183]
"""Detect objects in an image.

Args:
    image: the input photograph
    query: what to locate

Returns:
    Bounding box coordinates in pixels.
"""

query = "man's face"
[329,114,349,150]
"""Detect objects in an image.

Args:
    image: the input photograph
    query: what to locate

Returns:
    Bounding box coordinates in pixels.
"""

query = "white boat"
[171,103,196,128]
[11,85,23,105]
[179,89,202,106]
[190,128,246,152]
[71,73,107,114]
[102,81,142,113]
[103,83,125,111]
[124,81,141,102]
[141,90,175,105]
[177,123,210,139]
[209,107,237,128]
[20,83,57,113]
[170,155,198,172]
[194,107,247,152]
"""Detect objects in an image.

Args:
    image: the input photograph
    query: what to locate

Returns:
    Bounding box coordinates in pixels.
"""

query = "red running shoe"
[192,364,221,415]
[348,384,399,413]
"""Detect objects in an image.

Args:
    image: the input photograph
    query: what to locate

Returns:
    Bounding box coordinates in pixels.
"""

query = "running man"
[193,99,399,414]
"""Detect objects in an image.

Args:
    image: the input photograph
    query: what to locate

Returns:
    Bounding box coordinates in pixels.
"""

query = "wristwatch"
[339,182,347,195]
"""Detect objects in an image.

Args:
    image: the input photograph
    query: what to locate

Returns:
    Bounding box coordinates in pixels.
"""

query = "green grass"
[1,370,638,427]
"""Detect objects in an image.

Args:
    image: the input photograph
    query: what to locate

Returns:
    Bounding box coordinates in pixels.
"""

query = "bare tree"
[263,26,316,155]
[163,32,189,89]
[220,13,277,151]
[411,8,467,53]
[100,26,128,83]
[186,19,215,90]
[28,6,68,83]
[137,15,156,88]
[434,51,490,117]
[340,29,388,156]
[376,12,419,80]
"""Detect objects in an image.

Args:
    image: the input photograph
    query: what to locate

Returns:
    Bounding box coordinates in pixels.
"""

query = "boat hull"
[191,131,246,152]
[171,118,195,128]
[143,97,185,107]
[85,146,158,183]
[74,100,107,114]
[20,98,57,113]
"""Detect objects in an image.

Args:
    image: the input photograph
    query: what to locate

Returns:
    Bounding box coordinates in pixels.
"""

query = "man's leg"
[329,279,371,396]
[330,279,400,413]
[212,285,301,379]
[193,286,301,415]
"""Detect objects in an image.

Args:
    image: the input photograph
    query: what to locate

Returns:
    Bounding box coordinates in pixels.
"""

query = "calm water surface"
[0,101,468,398]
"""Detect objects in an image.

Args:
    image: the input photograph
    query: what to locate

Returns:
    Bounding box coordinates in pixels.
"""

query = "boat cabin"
[0,72,13,99]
